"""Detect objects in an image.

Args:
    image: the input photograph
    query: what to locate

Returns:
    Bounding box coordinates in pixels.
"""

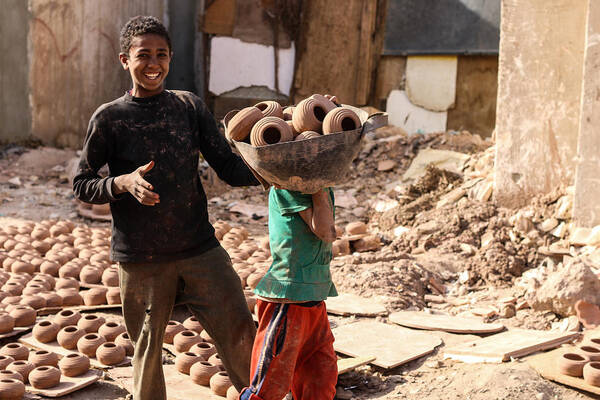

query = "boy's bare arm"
[298,189,336,243]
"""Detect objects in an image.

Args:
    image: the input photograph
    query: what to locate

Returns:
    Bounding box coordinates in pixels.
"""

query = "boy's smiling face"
[119,33,171,98]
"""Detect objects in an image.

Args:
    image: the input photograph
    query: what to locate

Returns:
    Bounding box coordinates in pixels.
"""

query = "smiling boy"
[73,16,258,400]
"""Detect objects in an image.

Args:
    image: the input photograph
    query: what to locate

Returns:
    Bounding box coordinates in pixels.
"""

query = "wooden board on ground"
[337,356,376,375]
[109,364,223,400]
[37,304,121,316]
[389,310,505,334]
[443,329,580,363]
[19,332,131,369]
[77,204,111,222]
[0,324,35,339]
[326,293,388,317]
[332,320,442,369]
[26,369,101,397]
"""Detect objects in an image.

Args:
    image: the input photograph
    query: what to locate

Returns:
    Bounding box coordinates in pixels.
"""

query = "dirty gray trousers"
[118,246,256,400]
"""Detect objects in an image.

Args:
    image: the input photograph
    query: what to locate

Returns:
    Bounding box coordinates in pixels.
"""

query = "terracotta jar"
[115,332,134,357]
[246,273,264,290]
[82,288,108,306]
[106,287,121,305]
[246,296,257,314]
[57,326,86,350]
[79,266,102,284]
[200,329,215,345]
[54,277,79,291]
[39,292,62,307]
[294,131,321,141]
[57,288,83,306]
[254,100,284,119]
[0,370,22,383]
[23,283,46,295]
[0,313,15,334]
[31,228,50,241]
[579,345,600,361]
[54,309,81,328]
[173,330,203,353]
[583,361,600,386]
[98,322,126,342]
[77,314,106,333]
[0,356,14,371]
[101,267,120,287]
[77,333,106,357]
[39,260,60,276]
[28,350,58,367]
[226,384,240,400]
[10,260,34,275]
[9,305,36,327]
[19,294,46,310]
[7,360,35,383]
[35,273,55,290]
[163,321,186,344]
[250,117,293,147]
[226,106,263,142]
[183,317,203,334]
[310,94,338,112]
[209,371,232,396]
[322,107,360,135]
[190,361,220,386]
[0,343,28,361]
[292,98,327,133]
[189,342,217,360]
[208,353,225,370]
[96,342,126,366]
[282,106,294,121]
[175,352,202,374]
[1,283,23,296]
[33,320,60,343]
[58,353,90,377]
[0,378,25,399]
[29,365,61,389]
[557,352,589,377]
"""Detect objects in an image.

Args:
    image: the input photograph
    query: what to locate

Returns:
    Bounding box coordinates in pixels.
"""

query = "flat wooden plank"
[443,329,580,363]
[0,324,34,339]
[332,320,442,369]
[26,369,101,397]
[337,356,376,375]
[326,293,387,317]
[389,311,505,334]
[19,332,131,369]
[202,0,236,35]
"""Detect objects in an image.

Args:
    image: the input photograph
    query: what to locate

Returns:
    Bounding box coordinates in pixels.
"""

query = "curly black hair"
[119,15,171,54]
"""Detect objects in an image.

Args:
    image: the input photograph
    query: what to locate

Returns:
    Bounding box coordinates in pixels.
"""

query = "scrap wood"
[389,311,505,334]
[26,370,101,397]
[325,293,388,317]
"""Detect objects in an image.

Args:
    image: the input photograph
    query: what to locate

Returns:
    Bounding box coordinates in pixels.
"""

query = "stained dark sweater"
[73,90,259,263]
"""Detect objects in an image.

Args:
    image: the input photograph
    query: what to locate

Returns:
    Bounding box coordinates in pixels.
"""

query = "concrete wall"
[29,0,167,148]
[574,0,600,227]
[494,0,587,207]
[0,0,31,144]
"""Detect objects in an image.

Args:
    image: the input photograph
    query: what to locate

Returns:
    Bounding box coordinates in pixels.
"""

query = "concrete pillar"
[574,0,600,227]
[494,0,587,207]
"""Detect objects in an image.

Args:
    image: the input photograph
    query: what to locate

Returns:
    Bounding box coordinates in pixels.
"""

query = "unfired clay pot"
[173,330,203,353]
[250,117,293,147]
[11,261,34,275]
[1,283,22,296]
[0,313,15,334]
[584,361,600,386]
[254,101,284,119]
[29,365,61,389]
[209,371,232,396]
[105,287,121,305]
[175,352,202,374]
[101,267,119,287]
[292,98,327,133]
[557,353,589,377]
[55,277,79,291]
[294,131,321,141]
[77,333,106,357]
[0,344,28,361]
[39,260,60,276]
[190,361,220,386]
[164,321,185,344]
[57,326,86,350]
[96,342,126,366]
[28,350,58,367]
[33,320,60,343]
[82,288,108,306]
[226,106,263,142]
[0,378,25,399]
[77,314,106,333]
[98,322,126,342]
[22,284,45,296]
[79,266,102,284]
[58,264,81,279]
[19,295,45,310]
[9,306,35,327]
[7,360,34,383]
[200,329,215,345]
[310,94,338,112]
[208,353,224,371]
[39,292,62,308]
[579,345,600,361]
[183,317,203,334]
[282,106,294,121]
[189,342,217,360]
[0,370,23,383]
[246,273,264,290]
[226,384,240,400]
[54,309,81,328]
[58,353,90,377]
[57,288,83,306]
[0,356,14,371]
[115,332,134,357]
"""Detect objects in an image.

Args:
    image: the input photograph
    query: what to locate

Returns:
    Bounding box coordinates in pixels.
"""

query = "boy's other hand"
[113,161,160,206]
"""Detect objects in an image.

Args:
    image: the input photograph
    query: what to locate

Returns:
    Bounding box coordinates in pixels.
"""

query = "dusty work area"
[0,127,598,399]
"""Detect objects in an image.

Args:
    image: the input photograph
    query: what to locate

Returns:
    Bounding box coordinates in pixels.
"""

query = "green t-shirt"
[253,187,338,301]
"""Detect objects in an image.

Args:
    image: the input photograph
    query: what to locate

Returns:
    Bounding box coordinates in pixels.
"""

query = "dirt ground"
[0,132,598,399]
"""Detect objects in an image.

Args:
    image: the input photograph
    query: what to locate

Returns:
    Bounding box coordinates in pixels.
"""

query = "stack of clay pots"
[332,221,381,257]
[556,337,600,386]
[226,94,361,146]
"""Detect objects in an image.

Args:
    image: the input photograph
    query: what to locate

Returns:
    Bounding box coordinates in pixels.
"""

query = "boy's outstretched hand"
[112,161,160,206]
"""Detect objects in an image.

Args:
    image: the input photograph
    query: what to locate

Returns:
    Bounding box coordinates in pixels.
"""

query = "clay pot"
[226,384,240,400]
[77,314,106,333]
[173,330,203,353]
[0,356,14,371]
[254,101,284,119]
[1,297,21,308]
[292,98,327,133]
[101,267,119,287]
[0,313,14,334]
[57,288,83,306]
[82,288,108,306]
[294,130,321,141]
[98,322,126,342]
[175,352,203,374]
[28,350,58,367]
[106,287,121,305]
[163,321,186,344]
[39,292,62,307]
[9,305,36,327]
[1,283,22,296]
[190,361,220,386]
[250,116,293,147]
[210,371,232,396]
[19,294,46,310]
[579,345,600,361]
[246,296,257,313]
[0,370,22,383]
[200,329,215,345]
[115,332,134,357]
[54,309,81,328]
[58,353,90,377]
[29,365,61,389]
[246,272,264,290]
[0,344,28,361]
[208,353,225,371]
[226,106,263,142]
[10,261,34,275]
[0,378,25,399]
[55,277,79,291]
[96,342,125,366]
[57,326,86,350]
[310,94,338,113]
[322,107,360,135]
[189,342,216,360]
[31,228,50,241]
[282,106,294,121]
[77,333,106,357]
[557,352,589,377]
[32,240,52,254]
[33,320,60,343]
[7,360,34,383]
[22,283,46,295]
[79,266,102,284]
[584,361,600,386]
[183,317,203,334]
[35,274,55,290]
[39,260,60,276]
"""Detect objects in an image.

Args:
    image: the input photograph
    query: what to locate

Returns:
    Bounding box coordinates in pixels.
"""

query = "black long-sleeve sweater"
[73,90,259,263]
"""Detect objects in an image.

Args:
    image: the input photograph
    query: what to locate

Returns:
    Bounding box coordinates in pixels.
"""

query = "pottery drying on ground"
[0,344,28,361]
[0,378,25,400]
[0,356,14,371]
[292,98,326,133]
[101,267,119,287]
[210,371,232,396]
[190,361,220,386]
[200,329,215,345]
[557,352,589,377]
[208,353,225,371]
[226,384,240,400]
[0,313,15,334]
[250,117,293,147]
[33,320,60,343]
[28,350,58,368]
[189,342,217,360]
[226,106,263,142]
[584,361,600,386]
[98,322,126,342]
[29,365,61,389]
[58,353,90,377]
[57,326,86,350]
[182,317,203,334]
[96,342,126,366]
[82,287,108,306]
[7,360,34,383]
[115,332,134,357]
[175,352,202,374]
[164,321,186,344]
[77,333,106,357]
[39,292,62,308]
[106,287,121,305]
[55,277,79,291]
[0,370,22,383]
[54,309,81,328]
[579,345,600,361]
[77,314,105,333]
[173,330,203,353]
[80,266,102,284]
[19,294,45,310]
[57,288,83,306]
